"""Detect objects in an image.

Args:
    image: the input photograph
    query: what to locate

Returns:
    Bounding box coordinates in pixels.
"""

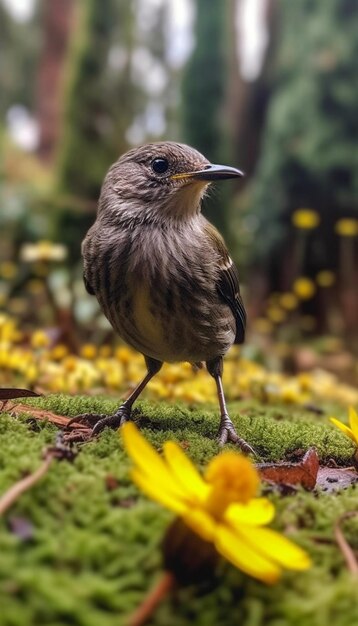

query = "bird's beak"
[171,163,244,182]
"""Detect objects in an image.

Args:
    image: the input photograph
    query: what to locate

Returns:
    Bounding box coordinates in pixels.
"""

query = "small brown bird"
[82,142,253,453]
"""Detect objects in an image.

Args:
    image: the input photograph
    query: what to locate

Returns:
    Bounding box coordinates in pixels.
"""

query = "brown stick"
[0,454,54,516]
[127,571,175,626]
[334,511,358,577]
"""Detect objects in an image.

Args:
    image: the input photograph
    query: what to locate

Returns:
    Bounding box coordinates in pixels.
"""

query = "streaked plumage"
[81,142,253,453]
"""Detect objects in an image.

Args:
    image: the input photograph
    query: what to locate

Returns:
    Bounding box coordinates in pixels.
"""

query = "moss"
[0,396,357,625]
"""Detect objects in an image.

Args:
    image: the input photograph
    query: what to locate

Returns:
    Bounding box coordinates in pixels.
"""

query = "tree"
[249,0,358,333]
[181,0,232,234]
[36,0,75,163]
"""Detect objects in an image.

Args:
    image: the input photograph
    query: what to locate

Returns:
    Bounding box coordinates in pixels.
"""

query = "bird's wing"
[204,222,246,344]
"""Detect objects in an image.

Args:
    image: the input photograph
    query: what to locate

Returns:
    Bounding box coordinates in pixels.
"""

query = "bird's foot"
[91,405,131,436]
[217,414,256,456]
[67,405,131,437]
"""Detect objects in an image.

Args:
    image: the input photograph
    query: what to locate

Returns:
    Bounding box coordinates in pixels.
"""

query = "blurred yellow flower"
[316,270,335,288]
[293,277,316,300]
[31,330,50,349]
[20,241,68,263]
[50,344,69,360]
[8,298,27,314]
[63,356,78,372]
[0,261,17,280]
[99,345,112,358]
[292,209,320,230]
[121,423,311,584]
[80,343,97,360]
[267,306,286,324]
[279,293,299,311]
[335,219,358,237]
[26,279,45,294]
[115,345,133,364]
[252,318,273,334]
[330,407,358,446]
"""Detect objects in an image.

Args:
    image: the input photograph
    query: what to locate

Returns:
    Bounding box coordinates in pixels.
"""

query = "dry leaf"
[257,448,319,490]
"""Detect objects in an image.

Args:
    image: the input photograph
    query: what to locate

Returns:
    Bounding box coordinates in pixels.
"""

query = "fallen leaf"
[257,448,319,490]
[316,467,358,492]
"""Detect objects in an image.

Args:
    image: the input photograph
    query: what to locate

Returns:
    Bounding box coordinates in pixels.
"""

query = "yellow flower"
[316,270,335,288]
[252,318,273,334]
[0,261,17,280]
[330,407,358,446]
[292,209,320,230]
[121,423,311,584]
[335,219,358,237]
[99,344,112,358]
[20,240,68,263]
[267,306,286,324]
[31,330,50,349]
[279,292,298,311]
[50,344,69,360]
[293,277,316,300]
[80,343,97,359]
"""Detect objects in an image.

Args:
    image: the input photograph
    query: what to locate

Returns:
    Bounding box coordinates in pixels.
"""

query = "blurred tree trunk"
[230,0,278,176]
[36,0,75,164]
[181,0,232,236]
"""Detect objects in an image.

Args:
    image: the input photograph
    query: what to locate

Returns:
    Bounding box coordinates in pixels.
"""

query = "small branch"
[0,454,54,516]
[127,571,176,626]
[334,511,358,577]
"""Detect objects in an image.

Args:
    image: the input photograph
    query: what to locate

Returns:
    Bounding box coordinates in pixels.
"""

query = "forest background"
[0,0,357,387]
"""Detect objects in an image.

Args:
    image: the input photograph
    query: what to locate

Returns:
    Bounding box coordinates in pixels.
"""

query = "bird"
[81,141,254,453]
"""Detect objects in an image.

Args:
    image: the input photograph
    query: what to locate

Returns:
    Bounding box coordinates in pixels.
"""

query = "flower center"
[203,452,259,519]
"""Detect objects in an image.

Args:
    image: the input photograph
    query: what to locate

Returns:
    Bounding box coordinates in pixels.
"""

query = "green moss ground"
[0,396,357,626]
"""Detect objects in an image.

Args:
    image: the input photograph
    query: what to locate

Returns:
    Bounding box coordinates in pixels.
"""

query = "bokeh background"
[1,0,357,395]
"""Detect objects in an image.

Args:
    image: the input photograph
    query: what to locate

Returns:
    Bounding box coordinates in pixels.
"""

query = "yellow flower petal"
[238,526,311,571]
[182,508,216,542]
[163,441,209,501]
[131,469,187,515]
[330,417,356,442]
[215,525,281,584]
[348,407,358,442]
[225,498,275,527]
[121,423,188,500]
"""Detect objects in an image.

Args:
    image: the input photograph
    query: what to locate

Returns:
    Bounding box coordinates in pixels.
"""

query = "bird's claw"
[91,406,131,436]
[217,414,257,456]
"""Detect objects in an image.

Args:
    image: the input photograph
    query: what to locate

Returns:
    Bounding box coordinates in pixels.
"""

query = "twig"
[127,571,176,626]
[334,511,358,577]
[0,454,54,516]
[0,435,76,516]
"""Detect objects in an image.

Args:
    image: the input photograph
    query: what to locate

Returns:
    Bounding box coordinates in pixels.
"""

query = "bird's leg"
[72,357,163,436]
[206,357,256,455]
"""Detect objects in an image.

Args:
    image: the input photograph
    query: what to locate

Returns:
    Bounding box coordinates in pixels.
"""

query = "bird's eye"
[151,158,169,175]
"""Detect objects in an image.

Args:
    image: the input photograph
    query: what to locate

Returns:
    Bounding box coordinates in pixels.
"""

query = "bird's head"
[98,142,244,225]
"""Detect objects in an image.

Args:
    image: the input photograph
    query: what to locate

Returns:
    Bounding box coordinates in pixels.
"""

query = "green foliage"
[251,0,358,265]
[181,1,227,163]
[0,396,357,625]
